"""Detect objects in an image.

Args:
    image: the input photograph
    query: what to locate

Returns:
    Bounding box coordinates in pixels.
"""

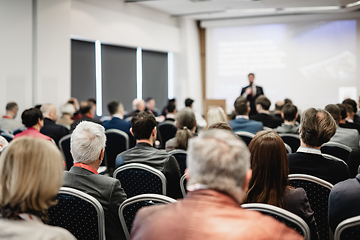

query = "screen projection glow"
[206,20,357,112]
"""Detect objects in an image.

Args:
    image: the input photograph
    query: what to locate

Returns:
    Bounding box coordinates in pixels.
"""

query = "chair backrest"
[279,133,300,153]
[157,121,177,149]
[180,173,187,198]
[48,187,106,240]
[241,203,311,240]
[113,163,167,198]
[289,174,333,240]
[119,194,177,240]
[169,149,187,175]
[284,143,292,154]
[1,132,13,142]
[105,129,129,175]
[59,134,73,170]
[322,154,348,168]
[235,131,255,146]
[321,142,352,163]
[12,127,26,136]
[334,215,360,240]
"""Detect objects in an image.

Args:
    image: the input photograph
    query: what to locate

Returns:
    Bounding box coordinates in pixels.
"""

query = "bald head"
[40,103,58,121]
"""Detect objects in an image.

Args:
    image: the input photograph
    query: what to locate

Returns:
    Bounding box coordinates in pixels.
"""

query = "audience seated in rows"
[343,98,360,124]
[338,103,360,134]
[288,108,350,185]
[145,97,161,117]
[164,102,177,122]
[115,111,182,199]
[185,98,207,129]
[56,103,75,129]
[250,95,283,129]
[0,102,24,134]
[206,107,227,126]
[70,100,101,131]
[274,103,299,134]
[103,101,136,148]
[131,129,303,240]
[14,108,51,142]
[274,100,285,119]
[229,96,263,134]
[165,107,196,151]
[63,121,127,240]
[125,99,146,120]
[40,103,69,146]
[325,104,359,150]
[0,137,76,240]
[246,130,319,240]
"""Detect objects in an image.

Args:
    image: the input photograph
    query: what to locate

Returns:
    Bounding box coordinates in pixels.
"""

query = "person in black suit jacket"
[240,73,264,116]
[40,103,69,145]
[250,95,283,129]
[70,101,102,131]
[288,108,350,185]
[63,121,127,240]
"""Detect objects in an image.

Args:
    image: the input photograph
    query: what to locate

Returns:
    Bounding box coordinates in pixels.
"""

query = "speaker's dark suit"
[102,117,136,148]
[63,166,127,240]
[241,85,264,116]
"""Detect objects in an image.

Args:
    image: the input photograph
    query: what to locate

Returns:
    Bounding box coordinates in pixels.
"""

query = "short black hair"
[255,95,271,110]
[145,97,154,103]
[284,98,293,104]
[336,104,347,120]
[234,96,249,115]
[166,102,176,113]
[88,98,96,105]
[107,101,120,115]
[80,101,94,115]
[342,98,357,113]
[185,98,194,107]
[6,102,18,111]
[21,108,43,127]
[131,111,157,140]
[283,104,298,121]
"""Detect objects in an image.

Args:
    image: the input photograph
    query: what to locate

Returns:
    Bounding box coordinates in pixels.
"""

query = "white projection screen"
[205,17,360,113]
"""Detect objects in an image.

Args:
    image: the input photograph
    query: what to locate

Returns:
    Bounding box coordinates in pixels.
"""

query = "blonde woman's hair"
[0,137,64,219]
[206,107,227,127]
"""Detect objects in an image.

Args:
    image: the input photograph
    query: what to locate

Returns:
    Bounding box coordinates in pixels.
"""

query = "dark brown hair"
[255,95,271,110]
[173,127,193,150]
[208,122,232,131]
[246,130,289,208]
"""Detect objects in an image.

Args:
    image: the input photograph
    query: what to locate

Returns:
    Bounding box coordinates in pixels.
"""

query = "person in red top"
[14,108,52,141]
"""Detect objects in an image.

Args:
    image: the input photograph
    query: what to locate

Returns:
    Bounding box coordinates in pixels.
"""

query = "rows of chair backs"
[334,215,360,240]
[169,149,187,175]
[321,142,352,163]
[242,203,311,240]
[113,163,167,198]
[59,134,73,170]
[48,187,106,240]
[289,174,333,240]
[235,131,255,146]
[105,129,129,175]
[279,134,300,153]
[119,194,177,240]
[157,121,177,149]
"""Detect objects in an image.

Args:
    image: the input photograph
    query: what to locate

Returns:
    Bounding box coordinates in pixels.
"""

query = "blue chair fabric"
[321,142,352,163]
[169,149,187,175]
[157,121,177,149]
[105,129,129,175]
[235,131,255,146]
[334,215,360,240]
[279,134,300,153]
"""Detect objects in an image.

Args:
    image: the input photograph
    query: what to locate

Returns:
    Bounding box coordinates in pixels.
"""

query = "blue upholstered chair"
[169,149,187,175]
[234,131,255,146]
[1,132,13,142]
[113,163,167,198]
[48,187,106,240]
[289,174,333,240]
[105,129,129,175]
[279,133,300,153]
[59,134,73,170]
[242,203,311,240]
[321,142,352,163]
[157,121,177,149]
[334,215,360,240]
[119,194,177,240]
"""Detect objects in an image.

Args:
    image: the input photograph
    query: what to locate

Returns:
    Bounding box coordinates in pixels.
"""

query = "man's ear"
[175,121,178,128]
[99,149,105,161]
[242,169,252,192]
[152,126,157,136]
[281,112,284,119]
[130,128,135,137]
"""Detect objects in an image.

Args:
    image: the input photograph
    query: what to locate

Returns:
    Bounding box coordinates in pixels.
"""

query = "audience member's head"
[0,136,8,153]
[60,103,75,117]
[71,121,106,165]
[175,107,196,131]
[88,98,96,106]
[130,111,157,142]
[0,137,64,220]
[342,98,357,116]
[275,100,285,112]
[40,103,58,121]
[67,97,79,111]
[284,98,293,105]
[135,99,146,112]
[344,103,355,120]
[208,122,232,131]
[207,107,227,126]
[234,96,250,116]
[282,103,298,122]
[255,95,271,111]
[166,102,177,114]
[185,98,194,108]
[325,104,341,125]
[79,101,95,117]
[107,101,124,116]
[300,108,336,148]
[336,104,347,122]
[248,73,255,85]
[187,129,251,203]
[21,108,44,128]
[246,130,288,207]
[145,97,156,111]
[5,102,18,119]
[173,127,193,151]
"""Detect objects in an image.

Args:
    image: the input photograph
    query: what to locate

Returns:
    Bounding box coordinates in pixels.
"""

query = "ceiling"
[125,0,360,20]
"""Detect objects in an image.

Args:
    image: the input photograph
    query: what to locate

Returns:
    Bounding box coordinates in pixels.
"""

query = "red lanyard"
[73,163,98,174]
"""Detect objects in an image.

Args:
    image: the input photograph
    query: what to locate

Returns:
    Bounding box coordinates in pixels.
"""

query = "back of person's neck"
[339,119,346,124]
[31,124,42,131]
[4,112,14,119]
[137,139,153,146]
[112,114,123,119]
[300,141,321,150]
[258,109,270,114]
[284,120,296,125]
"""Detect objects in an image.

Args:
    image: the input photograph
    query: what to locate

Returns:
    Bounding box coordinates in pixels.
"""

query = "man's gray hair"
[187,129,250,199]
[71,121,106,164]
